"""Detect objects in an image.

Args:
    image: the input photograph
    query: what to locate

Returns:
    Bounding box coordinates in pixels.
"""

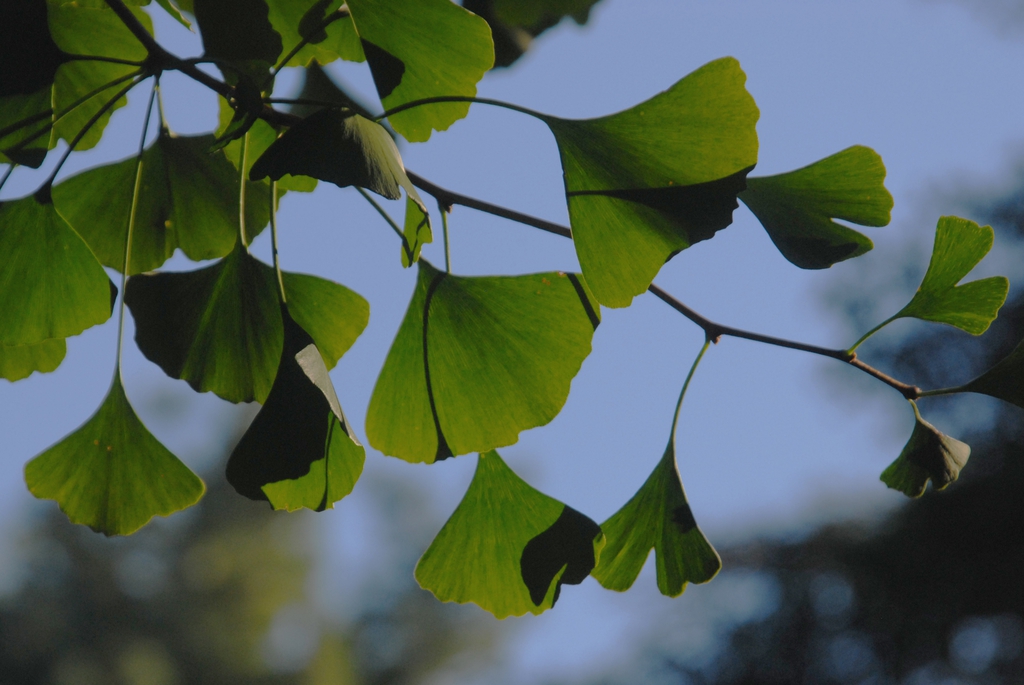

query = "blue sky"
[2,1,1024,681]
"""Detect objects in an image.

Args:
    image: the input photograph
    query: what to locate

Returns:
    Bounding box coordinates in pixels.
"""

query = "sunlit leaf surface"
[0,339,66,382]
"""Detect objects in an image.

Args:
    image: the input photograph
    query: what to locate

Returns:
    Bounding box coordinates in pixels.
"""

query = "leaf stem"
[270,181,287,304]
[62,53,146,67]
[377,96,546,123]
[670,339,712,438]
[918,386,965,398]
[238,133,249,247]
[848,316,898,354]
[116,82,158,372]
[266,7,351,86]
[440,202,451,273]
[0,165,13,194]
[356,187,413,263]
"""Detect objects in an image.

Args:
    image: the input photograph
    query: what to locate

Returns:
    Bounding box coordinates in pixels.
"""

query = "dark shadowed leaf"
[0,194,112,345]
[53,131,271,274]
[210,75,264,151]
[1,86,53,166]
[891,216,1008,335]
[366,261,600,464]
[593,438,720,597]
[0,0,65,98]
[48,3,152,151]
[194,0,283,80]
[739,146,892,269]
[401,194,431,267]
[265,0,364,67]
[349,0,494,141]
[249,108,427,214]
[228,307,364,511]
[25,376,205,536]
[959,337,1024,410]
[881,402,970,498]
[415,450,604,618]
[125,244,367,402]
[0,339,66,382]
[542,57,759,307]
[216,98,316,192]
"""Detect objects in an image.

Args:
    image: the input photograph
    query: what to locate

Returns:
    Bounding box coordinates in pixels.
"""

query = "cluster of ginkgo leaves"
[1,0,1022,618]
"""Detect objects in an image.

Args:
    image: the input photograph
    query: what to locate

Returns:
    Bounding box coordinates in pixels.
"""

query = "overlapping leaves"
[416,450,604,618]
[366,261,600,463]
[541,57,759,307]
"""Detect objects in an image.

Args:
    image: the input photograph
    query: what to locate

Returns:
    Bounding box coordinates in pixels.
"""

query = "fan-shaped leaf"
[125,244,368,403]
[194,0,283,81]
[265,0,363,68]
[54,131,271,274]
[366,261,600,464]
[349,0,494,142]
[881,402,970,498]
[228,307,364,511]
[24,377,205,536]
[593,438,720,597]
[894,216,1008,334]
[739,146,892,269]
[415,450,603,618]
[542,57,759,307]
[959,337,1024,410]
[0,194,112,345]
[0,339,66,382]
[48,3,152,151]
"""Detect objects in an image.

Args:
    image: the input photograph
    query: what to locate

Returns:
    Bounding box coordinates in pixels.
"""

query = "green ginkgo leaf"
[194,0,283,81]
[366,261,600,464]
[154,0,192,28]
[881,401,970,498]
[265,0,364,68]
[24,376,205,536]
[1,87,53,167]
[249,109,427,218]
[739,146,893,269]
[347,0,494,142]
[216,98,316,193]
[401,194,431,267]
[593,438,720,597]
[890,216,1009,334]
[0,194,112,345]
[53,131,271,274]
[542,57,759,308]
[48,3,152,151]
[228,307,364,511]
[125,244,368,403]
[415,450,604,618]
[959,337,1024,410]
[0,339,66,382]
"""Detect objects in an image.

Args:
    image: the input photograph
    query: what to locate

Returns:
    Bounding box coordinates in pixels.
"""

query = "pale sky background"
[2,1,1024,682]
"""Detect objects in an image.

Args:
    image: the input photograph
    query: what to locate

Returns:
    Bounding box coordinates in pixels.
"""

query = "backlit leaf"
[960,337,1024,410]
[265,0,364,67]
[0,339,66,382]
[216,98,316,192]
[24,376,205,536]
[228,307,364,511]
[0,194,112,345]
[125,244,368,403]
[739,146,892,269]
[894,216,1008,334]
[543,57,759,307]
[401,194,431,267]
[53,131,271,274]
[881,402,970,498]
[366,260,600,464]
[593,438,720,597]
[349,0,494,141]
[415,450,604,618]
[1,87,53,167]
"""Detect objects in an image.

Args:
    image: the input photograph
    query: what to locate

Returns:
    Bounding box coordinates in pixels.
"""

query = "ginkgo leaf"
[891,216,1008,334]
[348,0,494,142]
[542,57,759,307]
[24,376,205,536]
[592,439,720,597]
[194,0,283,81]
[881,402,970,498]
[959,337,1024,410]
[0,194,112,345]
[265,0,364,68]
[154,0,192,28]
[228,307,364,511]
[48,3,152,151]
[250,109,427,212]
[401,194,431,267]
[125,244,368,403]
[1,87,53,167]
[53,131,271,274]
[366,261,600,464]
[415,450,604,618]
[0,339,66,382]
[216,98,316,192]
[739,146,893,269]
